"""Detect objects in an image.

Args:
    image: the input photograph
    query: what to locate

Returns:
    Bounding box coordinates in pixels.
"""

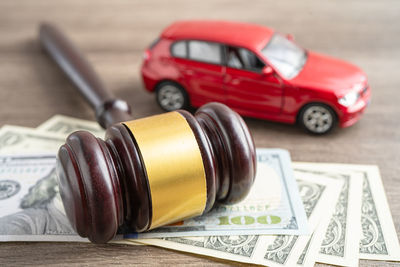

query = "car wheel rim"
[303,106,333,133]
[158,85,184,110]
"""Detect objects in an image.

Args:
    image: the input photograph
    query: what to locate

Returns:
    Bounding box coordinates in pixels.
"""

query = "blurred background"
[0,1,399,264]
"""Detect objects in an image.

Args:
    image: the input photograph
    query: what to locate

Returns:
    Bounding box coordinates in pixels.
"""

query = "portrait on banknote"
[0,168,74,236]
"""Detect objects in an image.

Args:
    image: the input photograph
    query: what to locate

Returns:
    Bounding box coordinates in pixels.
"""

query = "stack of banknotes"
[0,115,399,267]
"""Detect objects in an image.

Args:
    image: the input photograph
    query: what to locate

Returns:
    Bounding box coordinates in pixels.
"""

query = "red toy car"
[141,21,371,134]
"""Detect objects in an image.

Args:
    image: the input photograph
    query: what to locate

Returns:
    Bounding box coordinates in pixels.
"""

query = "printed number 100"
[218,215,281,225]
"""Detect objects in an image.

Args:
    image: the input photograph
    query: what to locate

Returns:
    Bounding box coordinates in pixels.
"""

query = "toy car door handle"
[225,75,240,85]
[224,75,239,84]
[184,69,194,75]
[231,79,240,85]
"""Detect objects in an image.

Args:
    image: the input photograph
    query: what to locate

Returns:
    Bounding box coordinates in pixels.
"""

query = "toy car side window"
[188,41,222,65]
[171,41,187,58]
[227,46,264,72]
[226,47,243,69]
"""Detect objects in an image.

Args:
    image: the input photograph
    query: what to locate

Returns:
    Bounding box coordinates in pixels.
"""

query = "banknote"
[293,164,363,267]
[292,172,347,267]
[260,171,344,267]
[4,125,310,239]
[0,148,308,244]
[0,153,142,245]
[132,171,343,266]
[0,125,65,154]
[0,154,86,242]
[296,163,400,262]
[37,114,105,137]
[0,124,308,240]
[124,149,309,239]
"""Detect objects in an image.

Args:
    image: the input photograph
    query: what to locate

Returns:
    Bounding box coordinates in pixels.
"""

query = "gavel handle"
[39,22,132,128]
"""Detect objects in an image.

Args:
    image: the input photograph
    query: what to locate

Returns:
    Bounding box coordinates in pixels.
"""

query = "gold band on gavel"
[124,112,207,229]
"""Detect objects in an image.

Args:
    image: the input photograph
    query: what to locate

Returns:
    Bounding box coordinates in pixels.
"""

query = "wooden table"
[0,0,399,265]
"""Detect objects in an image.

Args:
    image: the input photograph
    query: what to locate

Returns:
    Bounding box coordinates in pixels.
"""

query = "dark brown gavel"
[39,23,256,243]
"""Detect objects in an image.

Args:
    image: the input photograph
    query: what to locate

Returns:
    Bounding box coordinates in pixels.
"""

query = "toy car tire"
[299,103,336,134]
[156,82,189,111]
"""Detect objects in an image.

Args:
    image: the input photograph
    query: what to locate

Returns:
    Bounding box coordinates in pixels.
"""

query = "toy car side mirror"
[262,66,274,76]
[286,34,295,41]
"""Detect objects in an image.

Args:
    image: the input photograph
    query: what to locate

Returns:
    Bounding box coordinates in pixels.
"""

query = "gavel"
[39,23,257,243]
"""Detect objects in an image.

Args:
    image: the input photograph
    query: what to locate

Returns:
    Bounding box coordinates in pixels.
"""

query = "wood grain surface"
[0,0,399,266]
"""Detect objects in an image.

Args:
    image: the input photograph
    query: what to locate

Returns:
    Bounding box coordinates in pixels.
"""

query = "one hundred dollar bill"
[124,149,309,239]
[291,171,347,267]
[131,170,343,266]
[0,125,65,154]
[295,163,400,262]
[260,171,343,267]
[37,114,105,137]
[0,154,86,241]
[0,154,141,245]
[293,164,363,267]
[0,149,308,243]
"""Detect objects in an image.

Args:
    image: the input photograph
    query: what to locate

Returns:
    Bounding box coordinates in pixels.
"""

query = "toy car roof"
[161,20,274,51]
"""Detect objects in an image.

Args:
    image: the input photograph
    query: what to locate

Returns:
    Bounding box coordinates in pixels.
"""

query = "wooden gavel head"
[57,102,256,243]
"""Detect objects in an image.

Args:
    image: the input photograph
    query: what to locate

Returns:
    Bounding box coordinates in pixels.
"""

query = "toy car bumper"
[339,86,371,128]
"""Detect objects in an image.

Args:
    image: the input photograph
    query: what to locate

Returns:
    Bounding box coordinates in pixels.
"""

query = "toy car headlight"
[338,91,359,107]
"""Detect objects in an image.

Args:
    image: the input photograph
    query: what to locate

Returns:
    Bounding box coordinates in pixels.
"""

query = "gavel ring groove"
[57,102,257,243]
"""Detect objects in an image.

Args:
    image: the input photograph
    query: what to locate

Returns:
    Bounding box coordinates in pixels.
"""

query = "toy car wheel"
[156,82,189,111]
[299,103,336,134]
